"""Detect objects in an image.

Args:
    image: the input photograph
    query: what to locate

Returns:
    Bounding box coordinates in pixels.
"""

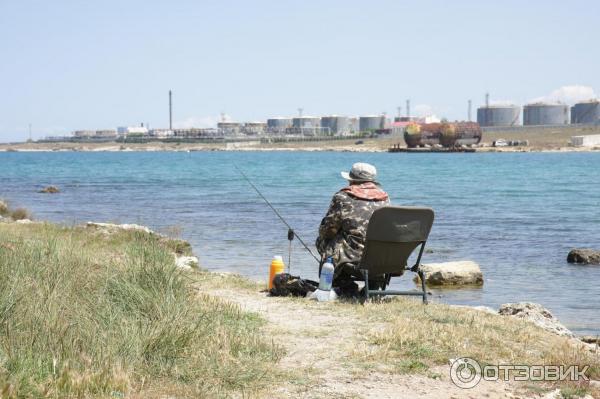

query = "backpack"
[269,273,319,297]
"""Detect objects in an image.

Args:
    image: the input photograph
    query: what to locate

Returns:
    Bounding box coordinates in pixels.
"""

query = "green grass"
[0,223,282,398]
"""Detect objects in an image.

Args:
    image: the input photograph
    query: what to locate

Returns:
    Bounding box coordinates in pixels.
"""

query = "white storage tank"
[477,105,521,126]
[523,103,569,125]
[571,100,600,124]
[359,115,384,132]
[266,117,292,134]
[320,115,350,136]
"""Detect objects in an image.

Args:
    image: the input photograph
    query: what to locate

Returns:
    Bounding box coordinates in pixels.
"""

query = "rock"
[15,219,33,224]
[567,248,600,265]
[175,256,199,269]
[540,388,561,399]
[498,302,573,337]
[579,335,600,344]
[38,185,60,194]
[86,222,154,235]
[86,222,193,256]
[414,261,483,286]
[167,238,192,255]
[454,305,496,315]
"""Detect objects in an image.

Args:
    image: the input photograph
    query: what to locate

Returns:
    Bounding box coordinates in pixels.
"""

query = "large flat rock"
[415,261,483,286]
[567,248,600,265]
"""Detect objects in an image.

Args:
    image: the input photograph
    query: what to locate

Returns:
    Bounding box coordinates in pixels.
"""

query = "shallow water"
[1,151,599,334]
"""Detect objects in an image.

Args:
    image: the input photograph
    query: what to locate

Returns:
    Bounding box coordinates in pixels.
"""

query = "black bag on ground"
[270,273,318,297]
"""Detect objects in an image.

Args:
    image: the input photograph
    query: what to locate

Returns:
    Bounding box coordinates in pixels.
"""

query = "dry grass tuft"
[0,200,32,221]
[9,208,31,221]
[0,223,282,398]
[344,297,600,393]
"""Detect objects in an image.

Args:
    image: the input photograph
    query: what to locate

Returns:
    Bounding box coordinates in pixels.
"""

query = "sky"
[0,0,599,142]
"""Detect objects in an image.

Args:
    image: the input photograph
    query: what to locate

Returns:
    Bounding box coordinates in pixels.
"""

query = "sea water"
[1,150,599,334]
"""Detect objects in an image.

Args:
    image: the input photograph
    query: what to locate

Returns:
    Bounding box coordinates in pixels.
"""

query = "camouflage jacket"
[316,182,390,276]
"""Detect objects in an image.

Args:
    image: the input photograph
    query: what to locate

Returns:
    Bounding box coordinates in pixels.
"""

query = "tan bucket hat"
[340,162,377,183]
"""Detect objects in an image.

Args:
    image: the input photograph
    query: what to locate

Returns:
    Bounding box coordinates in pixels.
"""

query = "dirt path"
[204,287,529,399]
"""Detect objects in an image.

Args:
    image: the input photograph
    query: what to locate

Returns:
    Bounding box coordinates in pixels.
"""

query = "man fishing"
[316,162,390,295]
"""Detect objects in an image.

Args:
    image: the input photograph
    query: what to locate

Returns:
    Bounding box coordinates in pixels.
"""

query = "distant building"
[477,105,521,127]
[523,103,569,125]
[173,128,217,138]
[242,122,267,135]
[394,116,420,123]
[571,134,600,147]
[117,126,149,135]
[390,121,412,135]
[571,100,600,124]
[320,115,351,136]
[149,129,174,138]
[217,122,241,135]
[359,115,385,132]
[73,130,95,138]
[420,115,441,124]
[266,117,293,134]
[95,130,117,138]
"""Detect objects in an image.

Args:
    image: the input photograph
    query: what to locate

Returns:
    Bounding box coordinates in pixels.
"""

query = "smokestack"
[298,107,303,117]
[485,92,490,108]
[397,106,402,117]
[406,99,410,118]
[468,99,472,121]
[169,90,173,130]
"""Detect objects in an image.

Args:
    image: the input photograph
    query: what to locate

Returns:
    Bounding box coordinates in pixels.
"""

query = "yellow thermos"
[268,256,285,290]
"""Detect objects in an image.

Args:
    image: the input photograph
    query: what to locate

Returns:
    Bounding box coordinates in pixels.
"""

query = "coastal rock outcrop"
[415,261,483,286]
[86,221,194,258]
[498,302,573,337]
[0,200,8,215]
[39,185,60,194]
[86,222,154,235]
[175,255,199,270]
[567,248,600,265]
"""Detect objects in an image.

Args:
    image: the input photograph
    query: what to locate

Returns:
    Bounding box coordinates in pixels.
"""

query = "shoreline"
[3,125,600,153]
[3,217,598,339]
[0,142,599,153]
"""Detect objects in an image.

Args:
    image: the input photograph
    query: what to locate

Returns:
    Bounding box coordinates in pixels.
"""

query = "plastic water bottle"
[319,257,334,291]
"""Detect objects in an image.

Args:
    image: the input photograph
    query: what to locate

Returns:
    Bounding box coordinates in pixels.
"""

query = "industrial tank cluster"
[266,115,387,135]
[477,100,600,127]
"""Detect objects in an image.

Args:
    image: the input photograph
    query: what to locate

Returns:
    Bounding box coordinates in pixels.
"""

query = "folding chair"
[358,206,435,303]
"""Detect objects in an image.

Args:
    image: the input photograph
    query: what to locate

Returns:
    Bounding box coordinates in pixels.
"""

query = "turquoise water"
[1,151,600,334]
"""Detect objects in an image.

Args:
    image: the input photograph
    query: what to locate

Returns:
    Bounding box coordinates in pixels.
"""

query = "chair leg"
[363,269,369,301]
[418,269,428,304]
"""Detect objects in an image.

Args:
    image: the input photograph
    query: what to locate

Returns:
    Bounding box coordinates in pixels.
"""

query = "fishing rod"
[234,165,321,267]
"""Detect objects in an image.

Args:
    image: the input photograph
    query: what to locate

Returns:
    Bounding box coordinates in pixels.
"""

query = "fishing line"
[234,164,321,264]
